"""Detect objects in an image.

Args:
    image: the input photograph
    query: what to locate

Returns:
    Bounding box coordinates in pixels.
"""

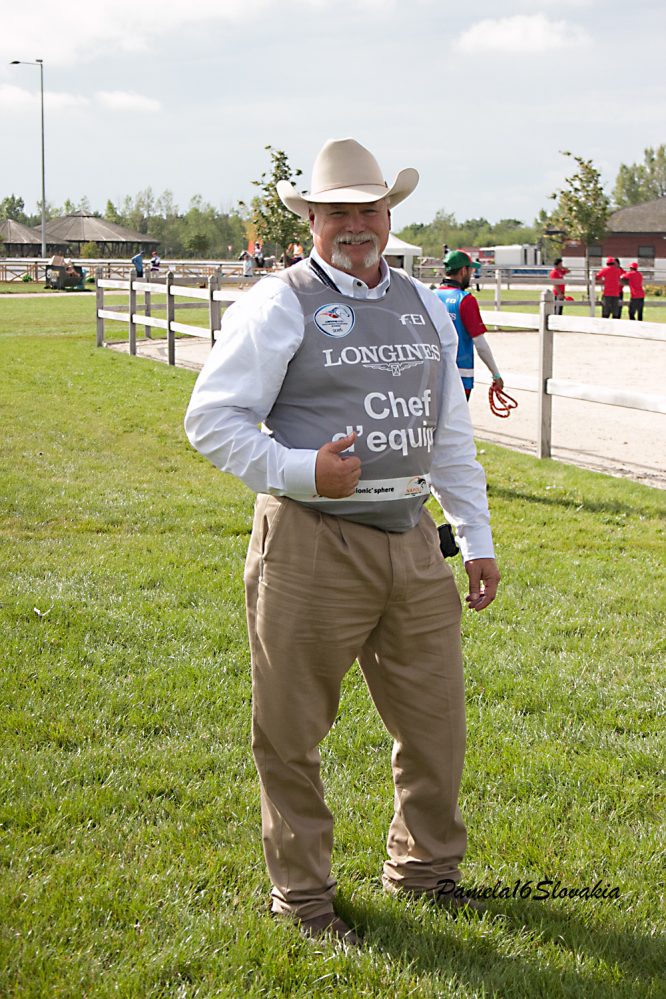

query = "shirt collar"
[309,247,391,299]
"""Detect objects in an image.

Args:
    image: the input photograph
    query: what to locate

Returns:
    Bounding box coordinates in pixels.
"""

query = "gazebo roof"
[0,218,41,244]
[385,233,422,254]
[607,197,666,233]
[43,212,157,244]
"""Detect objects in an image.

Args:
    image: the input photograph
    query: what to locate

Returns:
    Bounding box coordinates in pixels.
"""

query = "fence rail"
[97,280,666,463]
[480,291,666,457]
[95,269,242,364]
[0,257,269,283]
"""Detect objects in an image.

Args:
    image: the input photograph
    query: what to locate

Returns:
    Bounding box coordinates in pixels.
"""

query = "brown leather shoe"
[275,911,360,946]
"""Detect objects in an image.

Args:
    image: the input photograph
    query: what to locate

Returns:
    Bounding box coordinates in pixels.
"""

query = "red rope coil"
[489,382,519,418]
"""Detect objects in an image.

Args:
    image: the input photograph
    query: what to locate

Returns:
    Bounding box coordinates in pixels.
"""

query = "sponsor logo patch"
[314,303,355,338]
[405,476,429,496]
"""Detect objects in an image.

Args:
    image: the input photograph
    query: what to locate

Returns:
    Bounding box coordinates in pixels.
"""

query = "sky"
[2,0,665,232]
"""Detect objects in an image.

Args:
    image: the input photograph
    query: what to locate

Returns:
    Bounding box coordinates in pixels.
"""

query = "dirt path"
[470,328,666,489]
[111,325,666,491]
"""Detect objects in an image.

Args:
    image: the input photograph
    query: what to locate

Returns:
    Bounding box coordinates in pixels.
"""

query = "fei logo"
[314,303,356,338]
[400,313,426,326]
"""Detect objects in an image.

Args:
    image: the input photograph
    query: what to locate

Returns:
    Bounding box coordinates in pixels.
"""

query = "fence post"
[128,272,137,355]
[95,267,104,346]
[144,269,152,337]
[588,273,596,317]
[494,268,502,310]
[537,288,555,458]
[166,271,175,366]
[209,271,221,346]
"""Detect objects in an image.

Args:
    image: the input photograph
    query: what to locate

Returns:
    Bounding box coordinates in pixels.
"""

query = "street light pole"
[10,58,47,258]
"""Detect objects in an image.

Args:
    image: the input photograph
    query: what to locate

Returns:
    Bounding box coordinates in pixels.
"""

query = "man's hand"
[464,557,500,612]
[315,432,362,498]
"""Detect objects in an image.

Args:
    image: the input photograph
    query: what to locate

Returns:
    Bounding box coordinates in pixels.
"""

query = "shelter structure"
[40,212,158,257]
[0,219,42,257]
[563,197,666,279]
[384,233,422,275]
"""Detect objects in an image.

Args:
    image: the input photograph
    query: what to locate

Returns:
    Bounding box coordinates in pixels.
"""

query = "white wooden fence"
[94,270,245,366]
[480,290,666,458]
[0,257,271,282]
[96,280,666,463]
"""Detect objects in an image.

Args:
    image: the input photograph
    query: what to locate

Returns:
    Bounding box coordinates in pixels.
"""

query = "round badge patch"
[313,303,355,338]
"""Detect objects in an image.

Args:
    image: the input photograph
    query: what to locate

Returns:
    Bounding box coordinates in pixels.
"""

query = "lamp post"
[10,58,46,258]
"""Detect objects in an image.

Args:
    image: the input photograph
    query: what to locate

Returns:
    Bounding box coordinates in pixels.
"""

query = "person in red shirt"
[549,257,569,315]
[620,261,645,321]
[595,256,622,318]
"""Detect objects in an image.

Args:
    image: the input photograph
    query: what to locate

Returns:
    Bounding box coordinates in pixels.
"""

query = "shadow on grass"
[488,483,662,520]
[343,896,661,997]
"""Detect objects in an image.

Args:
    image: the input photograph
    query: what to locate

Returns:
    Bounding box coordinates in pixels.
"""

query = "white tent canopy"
[384,233,422,275]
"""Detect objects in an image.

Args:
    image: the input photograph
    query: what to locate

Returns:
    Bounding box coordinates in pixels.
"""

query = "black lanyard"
[308,257,341,293]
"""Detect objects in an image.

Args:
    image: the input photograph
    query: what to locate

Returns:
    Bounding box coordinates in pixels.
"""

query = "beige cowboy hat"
[276,138,419,219]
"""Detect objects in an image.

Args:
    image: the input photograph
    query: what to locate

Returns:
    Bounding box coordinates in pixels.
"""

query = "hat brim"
[277,168,419,219]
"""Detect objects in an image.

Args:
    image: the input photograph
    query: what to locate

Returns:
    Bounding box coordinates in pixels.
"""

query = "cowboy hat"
[276,138,419,219]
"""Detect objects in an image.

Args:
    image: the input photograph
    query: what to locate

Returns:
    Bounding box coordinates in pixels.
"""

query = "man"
[621,261,645,321]
[436,250,503,399]
[549,257,569,316]
[596,256,622,319]
[185,138,500,945]
[149,249,161,273]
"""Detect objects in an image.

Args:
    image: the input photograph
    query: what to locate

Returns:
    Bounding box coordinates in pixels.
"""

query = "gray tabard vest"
[267,260,443,532]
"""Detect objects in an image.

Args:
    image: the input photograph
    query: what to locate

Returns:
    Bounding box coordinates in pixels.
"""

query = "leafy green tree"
[397,209,536,259]
[550,152,609,284]
[0,194,27,222]
[104,200,122,223]
[613,145,666,207]
[79,241,98,258]
[240,145,310,259]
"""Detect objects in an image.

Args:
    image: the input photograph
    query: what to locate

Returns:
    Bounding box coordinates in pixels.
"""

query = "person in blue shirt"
[131,251,144,277]
[436,250,503,399]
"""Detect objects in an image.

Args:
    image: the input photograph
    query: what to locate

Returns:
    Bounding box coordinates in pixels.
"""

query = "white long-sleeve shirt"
[184,249,495,561]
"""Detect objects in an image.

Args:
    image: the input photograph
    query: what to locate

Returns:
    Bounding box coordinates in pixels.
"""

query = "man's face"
[459,265,472,290]
[309,200,390,281]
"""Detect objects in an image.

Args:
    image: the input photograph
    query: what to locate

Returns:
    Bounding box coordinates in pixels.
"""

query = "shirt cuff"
[456,524,495,563]
[282,449,319,497]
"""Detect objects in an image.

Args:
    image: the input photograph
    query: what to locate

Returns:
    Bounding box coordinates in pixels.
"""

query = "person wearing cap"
[436,250,503,399]
[549,257,570,316]
[595,256,623,318]
[621,261,645,321]
[185,138,500,945]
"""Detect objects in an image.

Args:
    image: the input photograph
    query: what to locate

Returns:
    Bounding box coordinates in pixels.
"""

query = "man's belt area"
[306,473,431,502]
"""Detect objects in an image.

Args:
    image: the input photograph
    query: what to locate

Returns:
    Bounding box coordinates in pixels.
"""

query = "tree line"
[1,144,663,261]
[0,191,248,259]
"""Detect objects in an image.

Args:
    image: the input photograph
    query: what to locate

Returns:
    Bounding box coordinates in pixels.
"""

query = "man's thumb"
[325,431,357,454]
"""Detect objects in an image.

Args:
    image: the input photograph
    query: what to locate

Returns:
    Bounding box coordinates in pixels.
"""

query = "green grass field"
[1,294,664,997]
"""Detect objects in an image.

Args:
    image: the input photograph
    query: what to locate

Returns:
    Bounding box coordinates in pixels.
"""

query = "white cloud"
[454,14,590,54]
[0,83,89,112]
[0,0,276,66]
[96,91,161,113]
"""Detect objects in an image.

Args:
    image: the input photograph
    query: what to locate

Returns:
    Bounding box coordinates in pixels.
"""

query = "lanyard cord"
[308,257,341,293]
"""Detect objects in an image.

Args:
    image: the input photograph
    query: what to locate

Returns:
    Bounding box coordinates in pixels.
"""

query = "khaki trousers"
[244,495,467,919]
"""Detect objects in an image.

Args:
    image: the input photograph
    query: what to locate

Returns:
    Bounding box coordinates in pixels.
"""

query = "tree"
[79,241,98,259]
[613,145,666,207]
[0,194,27,222]
[104,200,122,223]
[550,152,609,285]
[240,145,310,259]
